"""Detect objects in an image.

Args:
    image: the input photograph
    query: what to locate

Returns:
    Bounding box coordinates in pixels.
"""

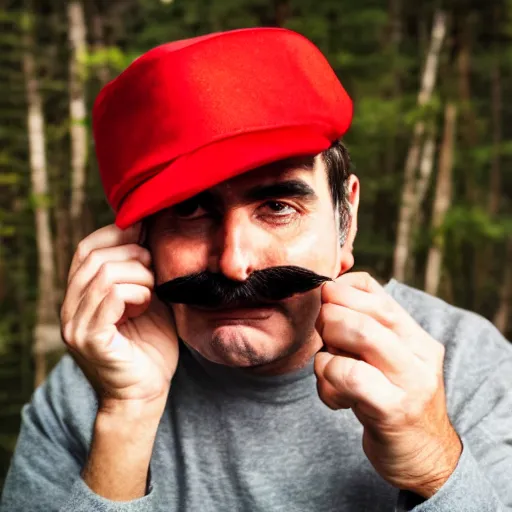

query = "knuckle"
[360,272,374,290]
[75,240,90,266]
[137,246,152,264]
[345,360,365,392]
[97,262,115,288]
[316,379,338,411]
[380,298,397,325]
[317,303,335,336]
[103,285,120,307]
[354,316,372,347]
[86,248,104,271]
[61,321,74,345]
[73,324,88,347]
[146,270,155,289]
[140,286,152,301]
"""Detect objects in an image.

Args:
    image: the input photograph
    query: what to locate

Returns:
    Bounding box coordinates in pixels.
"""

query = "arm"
[314,273,512,511]
[0,357,161,512]
[82,399,163,501]
[3,223,178,511]
[398,330,512,511]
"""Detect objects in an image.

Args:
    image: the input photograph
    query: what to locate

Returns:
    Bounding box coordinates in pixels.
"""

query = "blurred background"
[0,0,511,489]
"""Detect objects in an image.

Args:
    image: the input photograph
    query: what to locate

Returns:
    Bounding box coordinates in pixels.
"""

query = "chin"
[203,324,284,367]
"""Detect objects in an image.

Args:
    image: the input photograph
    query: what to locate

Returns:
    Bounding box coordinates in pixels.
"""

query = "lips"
[189,304,276,321]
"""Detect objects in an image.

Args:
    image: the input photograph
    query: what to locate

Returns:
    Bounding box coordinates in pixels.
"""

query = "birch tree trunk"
[393,10,447,282]
[406,130,437,281]
[22,11,61,388]
[68,0,88,247]
[493,239,512,334]
[414,130,437,223]
[425,103,457,296]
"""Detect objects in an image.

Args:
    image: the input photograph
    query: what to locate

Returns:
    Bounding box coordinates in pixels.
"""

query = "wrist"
[98,391,169,423]
[408,433,463,499]
[82,395,167,501]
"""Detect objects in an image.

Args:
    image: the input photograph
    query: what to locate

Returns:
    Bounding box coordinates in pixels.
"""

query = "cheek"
[152,236,209,283]
[285,287,323,331]
[284,215,339,276]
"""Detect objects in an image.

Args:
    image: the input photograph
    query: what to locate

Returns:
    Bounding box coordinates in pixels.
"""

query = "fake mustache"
[155,265,332,309]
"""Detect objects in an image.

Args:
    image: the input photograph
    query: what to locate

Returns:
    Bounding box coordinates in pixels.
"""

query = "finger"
[314,350,335,376]
[62,245,151,325]
[79,285,151,361]
[322,281,403,330]
[121,295,179,373]
[332,272,386,296]
[315,352,355,410]
[317,303,415,382]
[315,351,359,407]
[92,284,152,329]
[316,353,402,418]
[65,261,154,347]
[323,276,441,364]
[316,373,353,410]
[68,223,142,284]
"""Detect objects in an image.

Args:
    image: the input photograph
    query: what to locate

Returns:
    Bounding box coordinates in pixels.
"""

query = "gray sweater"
[1,280,512,511]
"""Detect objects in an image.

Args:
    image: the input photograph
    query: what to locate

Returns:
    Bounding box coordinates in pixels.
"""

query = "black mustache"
[155,265,332,309]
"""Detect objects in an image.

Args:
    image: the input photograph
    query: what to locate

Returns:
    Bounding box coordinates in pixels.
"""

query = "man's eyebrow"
[244,180,317,202]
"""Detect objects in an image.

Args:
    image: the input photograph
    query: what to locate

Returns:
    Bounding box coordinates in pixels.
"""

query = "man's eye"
[262,201,295,215]
[172,198,207,219]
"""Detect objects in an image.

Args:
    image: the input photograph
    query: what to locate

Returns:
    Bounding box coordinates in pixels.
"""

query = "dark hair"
[321,139,352,239]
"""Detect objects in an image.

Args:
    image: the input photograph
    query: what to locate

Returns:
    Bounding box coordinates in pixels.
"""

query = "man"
[1,27,511,512]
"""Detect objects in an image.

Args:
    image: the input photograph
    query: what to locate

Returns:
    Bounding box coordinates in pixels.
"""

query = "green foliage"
[83,47,139,75]
[403,96,442,129]
[28,193,53,209]
[442,206,512,242]
[0,173,19,185]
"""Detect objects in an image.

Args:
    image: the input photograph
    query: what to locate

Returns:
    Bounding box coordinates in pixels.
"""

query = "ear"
[336,175,359,277]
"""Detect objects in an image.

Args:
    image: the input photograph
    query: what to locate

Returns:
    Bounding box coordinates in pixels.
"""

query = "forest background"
[0,0,511,488]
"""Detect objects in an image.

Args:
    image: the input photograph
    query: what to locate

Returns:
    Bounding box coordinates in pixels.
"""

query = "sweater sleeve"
[396,321,512,511]
[0,355,158,512]
[397,437,508,511]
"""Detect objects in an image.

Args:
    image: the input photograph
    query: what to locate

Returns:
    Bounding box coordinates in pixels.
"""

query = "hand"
[60,223,179,416]
[315,272,462,498]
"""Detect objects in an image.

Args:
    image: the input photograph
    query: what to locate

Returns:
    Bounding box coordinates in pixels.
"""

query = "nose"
[211,209,258,281]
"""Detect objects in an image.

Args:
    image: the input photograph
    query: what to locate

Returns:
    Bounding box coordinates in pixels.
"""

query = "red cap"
[92,27,353,229]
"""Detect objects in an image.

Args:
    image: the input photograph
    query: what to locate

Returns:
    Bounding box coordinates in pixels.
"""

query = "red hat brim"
[115,125,333,229]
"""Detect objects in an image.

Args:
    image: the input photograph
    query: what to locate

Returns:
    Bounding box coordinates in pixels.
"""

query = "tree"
[425,103,457,296]
[67,0,88,247]
[393,10,447,283]
[21,5,61,387]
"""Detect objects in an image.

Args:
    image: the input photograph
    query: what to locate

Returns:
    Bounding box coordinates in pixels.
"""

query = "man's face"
[147,154,359,369]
